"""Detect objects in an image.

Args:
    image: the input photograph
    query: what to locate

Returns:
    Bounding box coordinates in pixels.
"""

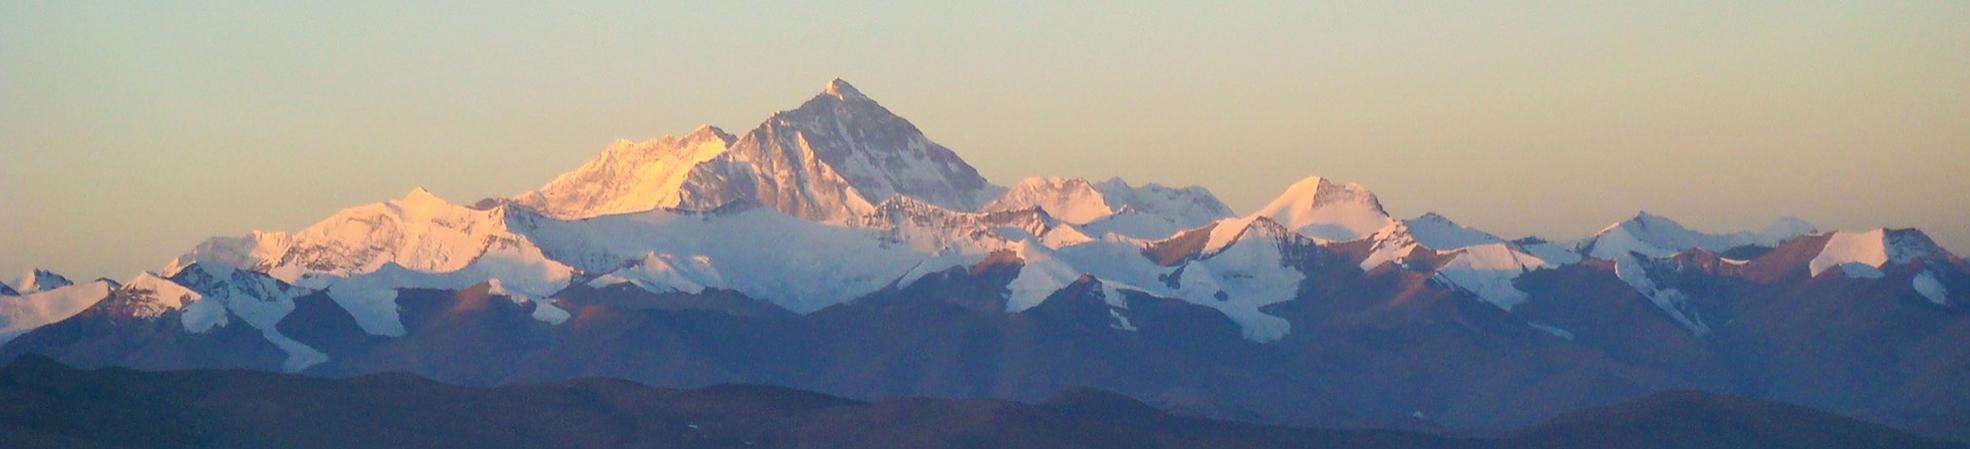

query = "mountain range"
[3,79,1967,443]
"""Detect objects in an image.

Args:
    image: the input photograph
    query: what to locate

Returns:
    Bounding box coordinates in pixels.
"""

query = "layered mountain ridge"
[5,79,1968,441]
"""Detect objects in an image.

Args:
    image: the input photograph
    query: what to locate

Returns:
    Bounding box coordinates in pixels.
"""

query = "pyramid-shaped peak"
[107,271,203,320]
[1620,211,1693,232]
[1252,175,1392,242]
[401,186,445,205]
[824,78,866,99]
[1630,210,1680,224]
[683,124,736,145]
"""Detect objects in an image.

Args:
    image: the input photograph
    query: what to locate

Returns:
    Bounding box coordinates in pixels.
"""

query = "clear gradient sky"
[3,1,1967,280]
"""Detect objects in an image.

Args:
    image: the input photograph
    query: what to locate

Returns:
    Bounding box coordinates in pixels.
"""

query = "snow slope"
[1353,218,1555,311]
[512,126,736,219]
[8,269,74,295]
[1580,213,1815,260]
[509,79,1003,224]
[166,189,576,339]
[1430,243,1553,310]
[1403,213,1504,249]
[1571,213,1817,335]
[1517,238,1585,266]
[307,257,580,339]
[515,204,951,314]
[0,279,114,343]
[167,263,330,372]
[1912,271,1949,305]
[1010,217,1307,341]
[1083,177,1233,238]
[984,176,1233,240]
[1611,253,1711,335]
[983,177,1114,224]
[1250,176,1394,242]
[1808,228,1952,278]
[115,272,204,320]
[174,188,576,296]
[775,79,1005,212]
[1358,213,1508,270]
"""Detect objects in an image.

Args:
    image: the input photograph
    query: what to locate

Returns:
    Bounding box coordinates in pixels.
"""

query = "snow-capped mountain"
[1566,212,1819,335]
[164,263,328,371]
[1800,228,1961,306]
[1249,176,1395,242]
[1578,212,1815,260]
[758,79,1004,212]
[8,270,74,295]
[0,272,114,343]
[1401,213,1505,249]
[165,188,577,343]
[1428,243,1555,310]
[1808,228,1951,278]
[6,78,1969,440]
[22,78,1958,346]
[982,176,1232,239]
[1344,213,1557,310]
[1357,212,1512,271]
[983,177,1115,224]
[1090,178,1233,227]
[511,125,737,219]
[515,202,958,314]
[511,79,1003,223]
[174,188,575,294]
[97,272,203,321]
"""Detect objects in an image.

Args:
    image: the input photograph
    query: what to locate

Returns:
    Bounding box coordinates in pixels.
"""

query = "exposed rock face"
[510,79,1003,223]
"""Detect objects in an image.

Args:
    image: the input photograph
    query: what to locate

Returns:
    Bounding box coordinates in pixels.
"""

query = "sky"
[2,1,1966,280]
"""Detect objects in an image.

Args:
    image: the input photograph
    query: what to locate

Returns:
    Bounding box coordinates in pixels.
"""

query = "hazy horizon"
[4,1,1967,280]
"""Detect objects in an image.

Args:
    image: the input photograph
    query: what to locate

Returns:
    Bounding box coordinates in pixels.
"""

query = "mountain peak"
[9,269,74,295]
[1808,227,1953,278]
[823,78,866,99]
[402,187,444,206]
[685,124,734,143]
[749,79,1002,214]
[1399,212,1503,250]
[511,125,739,219]
[514,79,1000,222]
[109,272,203,319]
[983,177,1111,224]
[1583,212,1815,260]
[1252,176,1392,242]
